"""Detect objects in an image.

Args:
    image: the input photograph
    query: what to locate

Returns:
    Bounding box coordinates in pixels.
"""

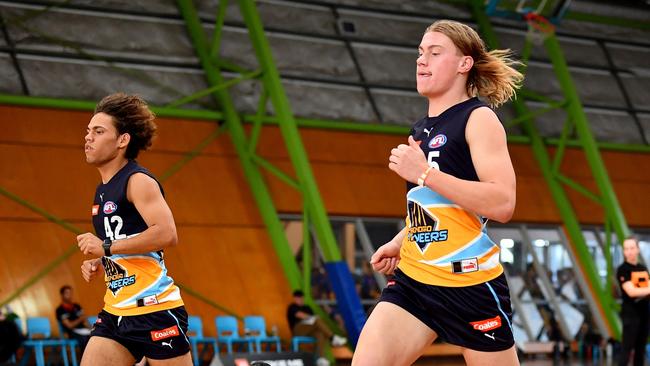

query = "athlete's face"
[623,238,639,264]
[416,32,472,97]
[84,112,128,165]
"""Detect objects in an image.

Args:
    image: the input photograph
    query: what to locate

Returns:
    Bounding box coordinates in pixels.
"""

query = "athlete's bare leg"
[352,302,437,366]
[147,352,192,366]
[463,345,520,366]
[81,336,136,366]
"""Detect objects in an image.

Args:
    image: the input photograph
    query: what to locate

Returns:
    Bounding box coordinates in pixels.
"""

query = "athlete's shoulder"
[467,106,503,132]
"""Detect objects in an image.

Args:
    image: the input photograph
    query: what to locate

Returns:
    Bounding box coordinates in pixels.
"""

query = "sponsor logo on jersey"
[103,201,117,214]
[407,201,448,253]
[150,325,179,341]
[470,316,502,332]
[92,205,99,216]
[428,134,447,149]
[452,258,479,274]
[103,258,136,296]
[143,295,159,306]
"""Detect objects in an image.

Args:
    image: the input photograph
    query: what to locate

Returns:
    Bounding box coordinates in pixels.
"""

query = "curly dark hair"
[94,93,157,159]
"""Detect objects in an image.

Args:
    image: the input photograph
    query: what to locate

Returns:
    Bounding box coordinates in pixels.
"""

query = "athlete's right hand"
[370,240,401,275]
[81,258,103,283]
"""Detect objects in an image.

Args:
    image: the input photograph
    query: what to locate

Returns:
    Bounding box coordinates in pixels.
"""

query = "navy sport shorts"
[91,306,190,360]
[379,269,514,352]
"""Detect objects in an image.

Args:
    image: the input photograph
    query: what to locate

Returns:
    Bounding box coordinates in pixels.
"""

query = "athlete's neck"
[626,258,638,266]
[97,158,129,184]
[427,90,471,117]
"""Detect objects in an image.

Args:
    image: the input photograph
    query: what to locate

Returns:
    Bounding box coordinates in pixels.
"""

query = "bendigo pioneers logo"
[103,257,136,296]
[470,316,502,332]
[407,201,448,252]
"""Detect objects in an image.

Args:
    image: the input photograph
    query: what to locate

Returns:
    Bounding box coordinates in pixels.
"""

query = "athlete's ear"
[459,56,473,74]
[118,133,130,149]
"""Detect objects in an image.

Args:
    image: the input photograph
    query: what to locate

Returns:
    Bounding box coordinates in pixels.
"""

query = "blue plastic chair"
[56,321,79,366]
[215,316,253,354]
[19,317,70,366]
[243,316,281,353]
[187,316,218,366]
[292,336,317,352]
[87,316,98,327]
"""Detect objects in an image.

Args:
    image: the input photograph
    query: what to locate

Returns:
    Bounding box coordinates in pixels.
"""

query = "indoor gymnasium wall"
[1,105,649,338]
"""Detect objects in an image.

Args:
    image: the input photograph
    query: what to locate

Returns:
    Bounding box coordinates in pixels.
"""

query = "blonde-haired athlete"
[352,20,523,366]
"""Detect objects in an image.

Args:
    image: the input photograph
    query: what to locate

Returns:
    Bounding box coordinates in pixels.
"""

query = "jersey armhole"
[124,171,165,203]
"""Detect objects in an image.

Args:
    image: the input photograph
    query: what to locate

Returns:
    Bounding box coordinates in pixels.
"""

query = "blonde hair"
[425,20,523,108]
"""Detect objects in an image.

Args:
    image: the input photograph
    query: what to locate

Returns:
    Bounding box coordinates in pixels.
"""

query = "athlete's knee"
[352,353,384,366]
[352,346,398,366]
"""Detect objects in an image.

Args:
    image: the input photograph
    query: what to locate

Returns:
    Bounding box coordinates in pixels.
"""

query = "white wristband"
[417,166,434,187]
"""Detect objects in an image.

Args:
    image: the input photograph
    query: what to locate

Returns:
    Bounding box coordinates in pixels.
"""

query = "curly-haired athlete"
[352,20,523,366]
[77,93,191,366]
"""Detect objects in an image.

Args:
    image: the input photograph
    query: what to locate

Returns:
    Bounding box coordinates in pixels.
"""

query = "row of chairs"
[12,315,315,366]
[190,315,316,366]
[12,317,79,366]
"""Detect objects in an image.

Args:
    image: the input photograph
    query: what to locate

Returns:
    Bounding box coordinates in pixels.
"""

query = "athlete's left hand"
[389,135,429,183]
[77,233,103,256]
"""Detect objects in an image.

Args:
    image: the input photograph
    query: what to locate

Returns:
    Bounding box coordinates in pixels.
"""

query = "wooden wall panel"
[1,105,650,339]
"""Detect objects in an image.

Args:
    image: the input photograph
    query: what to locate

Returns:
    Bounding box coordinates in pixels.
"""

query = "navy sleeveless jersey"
[407,97,483,190]
[398,97,504,287]
[91,160,183,315]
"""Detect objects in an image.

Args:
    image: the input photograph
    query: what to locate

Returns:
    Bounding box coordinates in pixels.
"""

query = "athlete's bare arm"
[370,227,407,274]
[621,281,650,298]
[389,107,516,222]
[61,314,89,329]
[77,173,178,256]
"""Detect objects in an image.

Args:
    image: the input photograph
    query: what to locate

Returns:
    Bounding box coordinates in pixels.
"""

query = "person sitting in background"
[0,310,23,364]
[286,290,347,366]
[56,285,92,352]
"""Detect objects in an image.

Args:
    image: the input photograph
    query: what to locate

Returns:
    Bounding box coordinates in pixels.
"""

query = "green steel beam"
[551,116,574,173]
[469,0,621,339]
[250,154,301,190]
[248,88,268,155]
[543,34,629,241]
[3,93,650,153]
[555,174,602,204]
[0,93,222,120]
[237,0,341,262]
[209,0,229,60]
[504,101,565,129]
[165,69,262,108]
[176,0,303,291]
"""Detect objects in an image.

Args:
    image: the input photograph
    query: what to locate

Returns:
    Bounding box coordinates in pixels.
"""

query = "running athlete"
[352,20,522,366]
[77,93,191,366]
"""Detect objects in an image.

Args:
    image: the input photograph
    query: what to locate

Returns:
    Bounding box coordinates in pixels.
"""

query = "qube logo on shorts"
[151,325,180,341]
[470,316,502,332]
